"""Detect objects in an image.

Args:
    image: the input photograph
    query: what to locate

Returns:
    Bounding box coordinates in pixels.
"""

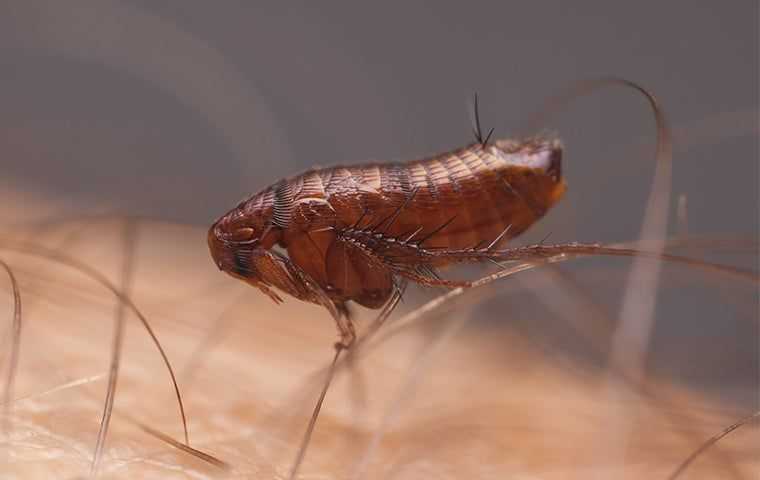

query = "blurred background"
[0,1,757,478]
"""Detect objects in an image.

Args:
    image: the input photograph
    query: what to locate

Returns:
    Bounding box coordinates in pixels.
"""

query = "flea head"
[207,208,285,303]
[208,213,259,275]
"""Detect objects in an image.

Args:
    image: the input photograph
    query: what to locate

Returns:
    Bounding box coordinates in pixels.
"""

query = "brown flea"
[209,135,565,346]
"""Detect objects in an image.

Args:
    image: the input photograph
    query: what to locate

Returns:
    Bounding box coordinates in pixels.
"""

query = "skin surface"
[0,211,757,479]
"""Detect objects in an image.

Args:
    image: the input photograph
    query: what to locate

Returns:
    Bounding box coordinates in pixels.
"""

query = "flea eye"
[229,227,255,242]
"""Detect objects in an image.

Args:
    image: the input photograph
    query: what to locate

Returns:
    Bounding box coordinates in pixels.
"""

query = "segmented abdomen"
[290,140,565,254]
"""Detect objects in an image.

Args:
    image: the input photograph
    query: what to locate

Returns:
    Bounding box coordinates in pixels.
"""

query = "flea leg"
[333,302,356,349]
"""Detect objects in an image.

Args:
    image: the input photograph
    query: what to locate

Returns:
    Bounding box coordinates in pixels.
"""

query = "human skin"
[0,209,757,479]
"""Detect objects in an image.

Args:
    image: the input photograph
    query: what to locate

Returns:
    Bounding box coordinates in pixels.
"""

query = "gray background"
[0,2,757,405]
